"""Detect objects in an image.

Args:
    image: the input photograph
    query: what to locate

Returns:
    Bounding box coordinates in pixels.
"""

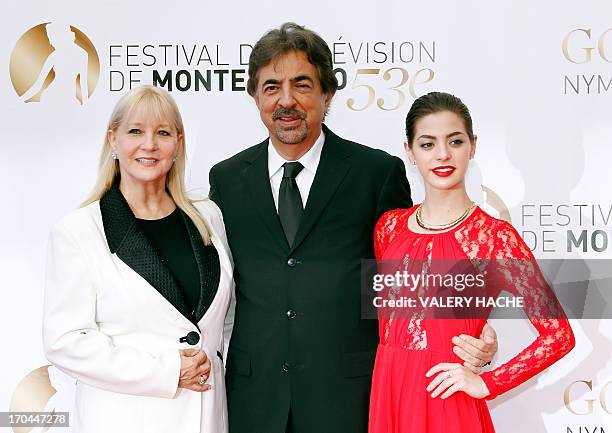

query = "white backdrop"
[1,0,611,431]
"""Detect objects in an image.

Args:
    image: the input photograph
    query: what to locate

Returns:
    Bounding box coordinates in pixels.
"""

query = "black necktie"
[278,162,304,246]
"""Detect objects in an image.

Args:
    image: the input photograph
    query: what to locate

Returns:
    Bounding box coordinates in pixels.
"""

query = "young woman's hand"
[425,362,490,399]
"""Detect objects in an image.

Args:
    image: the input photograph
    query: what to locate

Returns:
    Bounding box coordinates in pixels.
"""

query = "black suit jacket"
[209,125,412,433]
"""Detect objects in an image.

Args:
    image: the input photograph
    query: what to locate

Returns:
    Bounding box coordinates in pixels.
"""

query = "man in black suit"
[209,22,497,433]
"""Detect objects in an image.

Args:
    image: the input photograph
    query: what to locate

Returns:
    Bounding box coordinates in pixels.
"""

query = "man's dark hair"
[247,22,338,97]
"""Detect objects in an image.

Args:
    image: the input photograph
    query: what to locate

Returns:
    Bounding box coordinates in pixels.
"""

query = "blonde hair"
[82,85,212,244]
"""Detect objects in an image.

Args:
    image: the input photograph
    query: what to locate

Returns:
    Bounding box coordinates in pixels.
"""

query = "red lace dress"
[369,205,575,433]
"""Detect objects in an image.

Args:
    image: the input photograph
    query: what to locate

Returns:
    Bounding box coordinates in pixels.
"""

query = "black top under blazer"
[209,125,412,433]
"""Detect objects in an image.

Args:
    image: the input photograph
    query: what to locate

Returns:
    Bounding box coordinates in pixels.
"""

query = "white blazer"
[43,191,234,433]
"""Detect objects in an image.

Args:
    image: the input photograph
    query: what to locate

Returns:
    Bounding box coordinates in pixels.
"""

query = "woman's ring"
[199,375,206,385]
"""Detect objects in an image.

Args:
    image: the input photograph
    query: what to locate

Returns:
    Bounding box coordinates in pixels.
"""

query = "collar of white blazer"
[99,181,220,327]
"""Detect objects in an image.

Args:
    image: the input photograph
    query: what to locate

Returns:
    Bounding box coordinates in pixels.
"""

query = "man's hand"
[451,322,498,374]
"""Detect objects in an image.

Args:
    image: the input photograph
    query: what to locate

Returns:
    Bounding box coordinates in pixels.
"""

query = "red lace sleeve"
[374,208,410,260]
[480,221,575,400]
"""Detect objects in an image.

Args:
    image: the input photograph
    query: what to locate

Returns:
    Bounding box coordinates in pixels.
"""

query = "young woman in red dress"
[368,92,575,432]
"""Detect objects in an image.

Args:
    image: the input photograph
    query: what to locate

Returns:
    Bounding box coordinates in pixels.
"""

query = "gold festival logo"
[10,22,99,105]
[564,380,612,415]
[482,185,511,223]
[9,366,58,433]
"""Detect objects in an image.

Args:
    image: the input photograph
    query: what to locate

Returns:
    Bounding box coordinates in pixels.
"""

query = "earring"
[173,155,177,162]
[111,151,118,160]
[411,160,416,165]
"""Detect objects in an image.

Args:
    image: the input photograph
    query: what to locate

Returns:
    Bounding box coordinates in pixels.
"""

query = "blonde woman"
[43,85,233,433]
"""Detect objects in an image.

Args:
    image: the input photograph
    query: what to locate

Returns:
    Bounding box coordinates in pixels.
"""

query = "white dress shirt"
[268,131,325,211]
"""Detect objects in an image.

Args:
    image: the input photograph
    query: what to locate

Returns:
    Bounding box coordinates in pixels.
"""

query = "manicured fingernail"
[459,334,467,340]
[452,337,460,343]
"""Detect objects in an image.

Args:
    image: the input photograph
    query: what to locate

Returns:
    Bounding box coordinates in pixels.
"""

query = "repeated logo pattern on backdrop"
[3,9,611,433]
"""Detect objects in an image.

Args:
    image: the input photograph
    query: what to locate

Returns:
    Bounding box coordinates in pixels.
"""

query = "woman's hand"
[178,349,212,392]
[425,363,490,399]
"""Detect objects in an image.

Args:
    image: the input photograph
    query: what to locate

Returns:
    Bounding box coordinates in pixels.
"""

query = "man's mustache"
[272,108,306,120]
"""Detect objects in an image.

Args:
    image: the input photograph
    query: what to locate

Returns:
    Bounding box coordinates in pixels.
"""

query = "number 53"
[346,67,434,111]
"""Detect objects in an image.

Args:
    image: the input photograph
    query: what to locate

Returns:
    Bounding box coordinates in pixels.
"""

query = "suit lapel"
[289,126,352,254]
[100,185,195,325]
[244,140,290,251]
[181,211,221,323]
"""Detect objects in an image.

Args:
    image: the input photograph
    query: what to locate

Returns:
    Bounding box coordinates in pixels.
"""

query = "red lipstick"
[431,165,456,177]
